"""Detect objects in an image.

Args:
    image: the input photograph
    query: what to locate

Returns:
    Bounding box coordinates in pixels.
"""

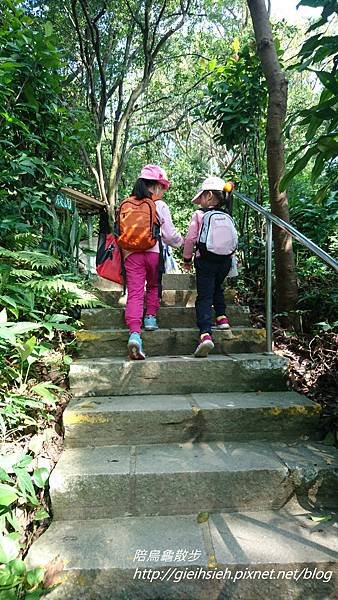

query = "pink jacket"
[183,210,203,260]
[154,200,183,250]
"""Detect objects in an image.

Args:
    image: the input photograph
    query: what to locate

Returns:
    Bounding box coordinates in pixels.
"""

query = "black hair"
[205,189,232,215]
[131,178,158,200]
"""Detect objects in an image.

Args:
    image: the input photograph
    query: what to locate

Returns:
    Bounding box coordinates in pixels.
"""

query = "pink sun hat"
[139,164,171,189]
[192,176,226,204]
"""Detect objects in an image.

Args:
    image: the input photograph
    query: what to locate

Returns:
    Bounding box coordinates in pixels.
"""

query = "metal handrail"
[233,190,338,354]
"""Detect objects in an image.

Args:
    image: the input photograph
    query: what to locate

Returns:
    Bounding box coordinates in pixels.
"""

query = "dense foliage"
[0,3,102,596]
[0,0,337,595]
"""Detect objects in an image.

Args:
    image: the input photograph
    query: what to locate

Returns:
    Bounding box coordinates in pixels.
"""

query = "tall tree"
[247,0,298,320]
[62,0,193,216]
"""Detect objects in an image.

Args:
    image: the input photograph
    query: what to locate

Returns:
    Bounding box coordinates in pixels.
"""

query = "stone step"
[95,288,237,307]
[81,305,250,329]
[63,391,320,448]
[48,441,338,521]
[27,506,338,600]
[92,273,198,291]
[162,273,196,290]
[69,354,288,397]
[76,327,265,358]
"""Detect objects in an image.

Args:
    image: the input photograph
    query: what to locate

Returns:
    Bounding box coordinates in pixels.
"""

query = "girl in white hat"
[183,177,237,357]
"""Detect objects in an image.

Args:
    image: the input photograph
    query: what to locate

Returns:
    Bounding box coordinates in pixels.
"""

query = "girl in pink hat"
[121,165,183,359]
[183,177,237,358]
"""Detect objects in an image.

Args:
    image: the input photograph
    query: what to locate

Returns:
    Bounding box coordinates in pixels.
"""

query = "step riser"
[162,273,196,290]
[50,460,338,521]
[69,356,288,397]
[95,289,237,307]
[81,306,250,329]
[93,273,198,291]
[77,329,265,358]
[64,407,320,447]
[51,468,291,520]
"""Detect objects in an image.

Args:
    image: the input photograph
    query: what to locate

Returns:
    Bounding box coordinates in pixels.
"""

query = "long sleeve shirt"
[183,210,203,261]
[155,200,183,249]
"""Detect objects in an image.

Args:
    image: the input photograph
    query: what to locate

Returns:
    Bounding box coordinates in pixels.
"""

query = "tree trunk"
[247,0,298,322]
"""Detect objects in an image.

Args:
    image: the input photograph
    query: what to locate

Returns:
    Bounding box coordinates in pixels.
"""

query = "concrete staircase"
[28,274,338,599]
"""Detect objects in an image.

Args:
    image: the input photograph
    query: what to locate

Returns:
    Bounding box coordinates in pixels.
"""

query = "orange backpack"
[117,196,160,252]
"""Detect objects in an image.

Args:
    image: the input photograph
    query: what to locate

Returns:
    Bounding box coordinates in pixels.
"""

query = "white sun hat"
[192,176,226,204]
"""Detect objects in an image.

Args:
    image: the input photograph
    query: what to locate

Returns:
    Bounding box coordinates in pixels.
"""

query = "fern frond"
[0,247,15,259]
[12,232,42,249]
[27,278,81,293]
[0,247,61,270]
[26,277,105,307]
[75,296,106,308]
[11,269,41,279]
[17,251,61,270]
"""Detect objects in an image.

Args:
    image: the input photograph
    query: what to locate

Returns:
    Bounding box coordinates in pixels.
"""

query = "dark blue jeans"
[194,255,232,334]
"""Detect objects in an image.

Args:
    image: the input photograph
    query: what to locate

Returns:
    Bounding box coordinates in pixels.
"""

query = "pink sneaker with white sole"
[194,333,214,358]
[213,315,230,330]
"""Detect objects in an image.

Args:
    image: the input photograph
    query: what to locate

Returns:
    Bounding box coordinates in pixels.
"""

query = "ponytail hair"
[131,178,158,200]
[209,190,232,215]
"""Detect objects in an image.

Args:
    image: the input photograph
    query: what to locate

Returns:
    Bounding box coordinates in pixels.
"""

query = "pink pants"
[124,251,160,334]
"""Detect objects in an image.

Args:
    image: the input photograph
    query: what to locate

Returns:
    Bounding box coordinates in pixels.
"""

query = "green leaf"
[26,567,44,587]
[309,513,333,522]
[314,70,338,96]
[44,21,53,37]
[9,557,26,575]
[232,38,240,54]
[32,468,49,489]
[317,135,338,153]
[31,382,57,404]
[0,533,20,563]
[13,468,38,505]
[18,336,37,363]
[0,565,14,588]
[0,589,17,600]
[0,468,12,483]
[311,152,326,181]
[63,355,73,365]
[15,454,33,469]
[0,483,18,507]
[24,590,45,600]
[208,58,217,71]
[6,510,22,533]
[23,84,39,110]
[281,146,317,190]
[33,508,49,521]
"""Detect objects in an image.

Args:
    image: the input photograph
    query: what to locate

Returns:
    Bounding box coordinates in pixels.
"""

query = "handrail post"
[265,218,273,354]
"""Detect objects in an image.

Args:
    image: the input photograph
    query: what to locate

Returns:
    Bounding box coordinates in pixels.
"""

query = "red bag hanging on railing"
[96,209,124,285]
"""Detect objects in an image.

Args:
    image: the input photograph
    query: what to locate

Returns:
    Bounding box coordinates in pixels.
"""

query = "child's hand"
[183,262,192,271]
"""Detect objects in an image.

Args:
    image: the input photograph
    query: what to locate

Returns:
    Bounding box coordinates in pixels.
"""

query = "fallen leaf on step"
[208,554,217,569]
[191,405,201,414]
[79,402,96,409]
[197,511,209,523]
[43,556,65,588]
[309,514,333,523]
